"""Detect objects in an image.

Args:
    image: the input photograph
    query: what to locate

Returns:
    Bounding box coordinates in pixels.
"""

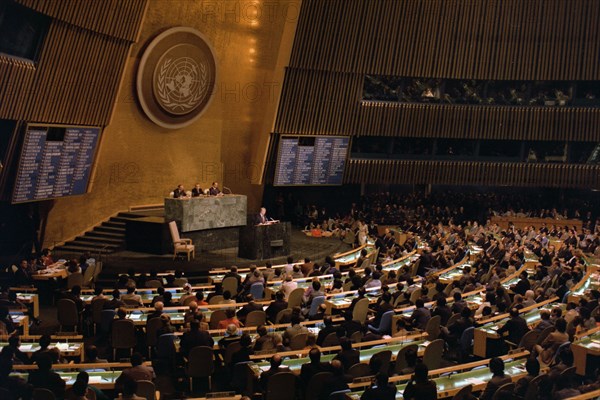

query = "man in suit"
[208,181,221,196]
[191,183,204,197]
[316,316,338,346]
[255,207,268,225]
[266,291,288,323]
[408,299,431,330]
[179,320,214,357]
[173,184,187,198]
[300,347,331,384]
[497,308,530,345]
[259,355,290,393]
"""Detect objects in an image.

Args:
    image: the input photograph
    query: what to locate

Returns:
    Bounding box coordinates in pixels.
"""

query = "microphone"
[223,186,232,194]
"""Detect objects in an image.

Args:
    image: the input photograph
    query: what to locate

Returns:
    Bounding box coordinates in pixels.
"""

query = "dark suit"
[316,325,338,346]
[300,361,331,384]
[497,315,530,344]
[409,307,431,330]
[260,366,290,392]
[432,305,452,326]
[191,187,204,197]
[28,370,66,398]
[173,188,186,198]
[179,329,214,357]
[255,213,268,225]
[266,299,288,323]
[208,186,221,196]
[334,348,360,371]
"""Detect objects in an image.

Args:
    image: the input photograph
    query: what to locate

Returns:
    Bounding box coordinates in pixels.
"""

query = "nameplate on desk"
[206,391,236,398]
[353,376,374,384]
[270,240,284,247]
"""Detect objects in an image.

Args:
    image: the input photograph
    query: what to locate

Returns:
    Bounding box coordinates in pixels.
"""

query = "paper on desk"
[19,344,32,351]
[88,376,104,384]
[55,343,70,351]
[259,365,270,372]
[588,342,600,349]
[465,377,486,385]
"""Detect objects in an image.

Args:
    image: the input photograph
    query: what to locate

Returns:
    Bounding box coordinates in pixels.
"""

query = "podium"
[238,220,291,260]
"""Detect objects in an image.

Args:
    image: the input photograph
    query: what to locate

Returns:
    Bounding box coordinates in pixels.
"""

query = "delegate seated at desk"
[208,181,221,196]
[173,184,188,199]
[191,183,204,197]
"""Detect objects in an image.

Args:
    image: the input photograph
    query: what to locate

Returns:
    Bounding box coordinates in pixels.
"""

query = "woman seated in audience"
[403,363,437,400]
[480,357,512,400]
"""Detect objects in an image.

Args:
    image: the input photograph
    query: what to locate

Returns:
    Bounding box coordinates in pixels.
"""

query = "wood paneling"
[345,159,600,188]
[0,0,147,126]
[290,0,600,80]
[274,69,600,142]
[14,0,147,41]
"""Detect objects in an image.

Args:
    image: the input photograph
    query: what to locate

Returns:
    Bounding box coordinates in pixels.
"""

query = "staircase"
[52,209,163,257]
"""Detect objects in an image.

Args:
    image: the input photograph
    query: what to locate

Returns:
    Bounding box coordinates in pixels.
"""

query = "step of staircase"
[52,207,165,257]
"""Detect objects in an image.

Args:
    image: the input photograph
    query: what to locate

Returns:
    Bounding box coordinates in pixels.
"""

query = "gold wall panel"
[43,0,300,246]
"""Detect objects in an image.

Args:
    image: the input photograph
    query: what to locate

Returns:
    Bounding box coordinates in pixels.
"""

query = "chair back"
[423,338,445,370]
[394,344,419,374]
[146,317,163,347]
[287,288,305,309]
[451,384,473,400]
[208,295,224,305]
[524,374,545,400]
[182,295,196,306]
[459,326,475,360]
[186,346,215,377]
[173,277,188,286]
[250,282,264,300]
[289,333,308,350]
[308,296,326,318]
[305,372,333,400]
[491,382,515,400]
[169,221,181,243]
[209,309,227,329]
[93,261,103,281]
[82,265,96,287]
[136,380,156,400]
[535,326,555,345]
[224,341,242,365]
[91,298,106,325]
[275,308,292,324]
[350,331,362,343]
[409,288,422,304]
[352,298,370,324]
[322,332,340,347]
[370,350,392,374]
[425,315,441,339]
[348,362,372,379]
[157,333,177,359]
[245,310,267,327]
[100,309,116,334]
[67,272,84,289]
[552,341,572,364]
[266,371,296,400]
[517,330,539,351]
[111,319,136,349]
[57,298,79,327]
[32,388,55,400]
[145,280,163,288]
[222,277,238,295]
[329,389,351,399]
[358,257,371,271]
[445,313,461,327]
[123,298,141,308]
[374,310,395,334]
[411,259,421,276]
[560,366,576,379]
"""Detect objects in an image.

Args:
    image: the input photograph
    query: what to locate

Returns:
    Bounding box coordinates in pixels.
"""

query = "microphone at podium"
[222,186,232,194]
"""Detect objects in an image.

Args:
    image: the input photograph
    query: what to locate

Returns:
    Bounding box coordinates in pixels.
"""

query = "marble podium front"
[164,195,247,232]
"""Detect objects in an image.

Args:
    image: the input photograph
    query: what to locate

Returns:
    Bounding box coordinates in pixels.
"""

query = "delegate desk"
[15,293,40,318]
[3,341,85,362]
[165,194,247,233]
[473,299,561,358]
[572,326,600,376]
[348,356,530,399]
[490,216,582,231]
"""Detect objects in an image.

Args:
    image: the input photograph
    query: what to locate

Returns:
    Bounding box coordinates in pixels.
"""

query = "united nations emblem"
[137,27,217,129]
